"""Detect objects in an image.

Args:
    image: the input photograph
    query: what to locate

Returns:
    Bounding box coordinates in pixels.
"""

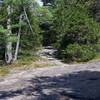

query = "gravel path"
[0,47,100,100]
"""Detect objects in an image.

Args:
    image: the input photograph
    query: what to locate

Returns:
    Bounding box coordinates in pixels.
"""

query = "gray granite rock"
[0,47,100,100]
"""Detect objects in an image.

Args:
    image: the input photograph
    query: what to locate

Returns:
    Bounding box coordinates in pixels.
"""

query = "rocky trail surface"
[0,47,100,100]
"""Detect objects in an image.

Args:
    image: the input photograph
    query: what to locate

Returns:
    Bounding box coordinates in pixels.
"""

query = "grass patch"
[0,55,56,77]
[0,67,9,76]
[95,53,100,59]
[88,52,100,63]
[9,55,40,68]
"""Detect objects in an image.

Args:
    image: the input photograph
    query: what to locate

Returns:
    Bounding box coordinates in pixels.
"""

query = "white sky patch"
[36,0,43,6]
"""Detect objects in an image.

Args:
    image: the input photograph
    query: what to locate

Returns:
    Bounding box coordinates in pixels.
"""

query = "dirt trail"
[0,47,100,100]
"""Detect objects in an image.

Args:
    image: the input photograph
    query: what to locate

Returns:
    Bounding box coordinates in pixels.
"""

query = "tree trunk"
[5,5,13,64]
[23,7,34,34]
[13,15,22,61]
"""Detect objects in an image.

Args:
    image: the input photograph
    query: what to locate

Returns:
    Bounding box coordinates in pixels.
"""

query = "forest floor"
[0,47,100,100]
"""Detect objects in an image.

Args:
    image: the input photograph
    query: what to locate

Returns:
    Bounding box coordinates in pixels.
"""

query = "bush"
[61,43,96,62]
[54,0,100,62]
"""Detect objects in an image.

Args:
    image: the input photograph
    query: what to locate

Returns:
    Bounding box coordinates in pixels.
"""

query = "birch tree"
[0,0,41,64]
[5,5,13,64]
[13,14,23,61]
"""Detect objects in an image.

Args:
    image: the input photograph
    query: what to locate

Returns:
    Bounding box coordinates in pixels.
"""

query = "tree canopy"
[0,0,100,65]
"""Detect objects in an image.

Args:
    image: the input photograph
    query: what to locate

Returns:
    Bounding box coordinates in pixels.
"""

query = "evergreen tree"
[0,0,42,64]
[54,0,100,62]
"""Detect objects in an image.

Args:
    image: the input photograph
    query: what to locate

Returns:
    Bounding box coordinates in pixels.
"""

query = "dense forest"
[0,0,100,65]
[0,1,100,100]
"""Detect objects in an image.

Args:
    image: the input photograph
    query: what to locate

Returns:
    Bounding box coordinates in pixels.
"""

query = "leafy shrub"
[61,43,96,62]
[54,0,100,62]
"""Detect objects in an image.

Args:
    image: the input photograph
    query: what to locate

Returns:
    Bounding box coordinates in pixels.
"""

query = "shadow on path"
[0,71,100,100]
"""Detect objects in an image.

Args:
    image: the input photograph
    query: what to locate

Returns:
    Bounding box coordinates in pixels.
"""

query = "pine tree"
[54,0,100,61]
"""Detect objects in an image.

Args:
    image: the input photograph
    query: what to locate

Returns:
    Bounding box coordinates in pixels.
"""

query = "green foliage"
[0,0,99,64]
[61,44,96,62]
[36,6,53,23]
[20,7,42,53]
[0,0,42,63]
[36,6,55,46]
[7,35,17,42]
[18,55,39,65]
[0,26,7,33]
[54,0,100,62]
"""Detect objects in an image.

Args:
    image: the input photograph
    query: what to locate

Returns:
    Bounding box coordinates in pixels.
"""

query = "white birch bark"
[13,15,22,61]
[5,5,13,64]
[23,7,34,34]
